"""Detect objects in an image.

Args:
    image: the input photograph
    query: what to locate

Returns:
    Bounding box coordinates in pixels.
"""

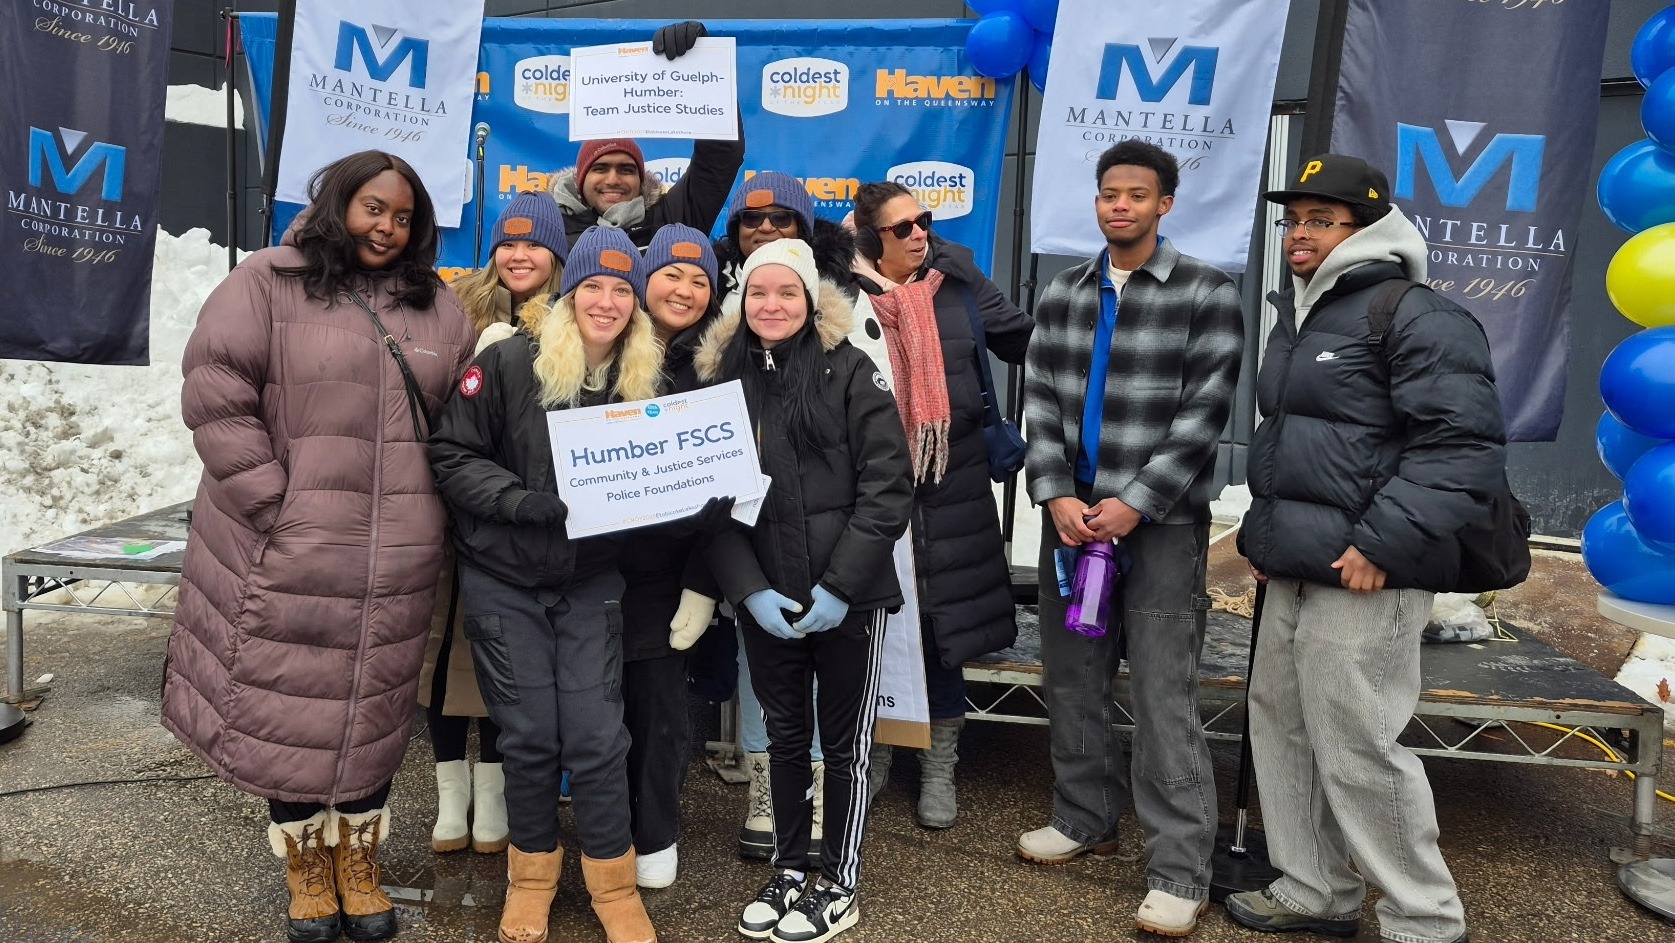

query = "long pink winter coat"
[161,243,474,804]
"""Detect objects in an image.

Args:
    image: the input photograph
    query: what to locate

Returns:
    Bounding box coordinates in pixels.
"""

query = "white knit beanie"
[736,237,821,308]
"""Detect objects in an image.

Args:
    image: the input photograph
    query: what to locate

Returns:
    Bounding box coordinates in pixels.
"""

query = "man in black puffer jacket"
[1227,155,1501,943]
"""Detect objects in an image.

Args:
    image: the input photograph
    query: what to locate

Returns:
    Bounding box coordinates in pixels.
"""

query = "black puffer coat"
[857,235,1033,668]
[1238,260,1506,590]
[694,283,914,612]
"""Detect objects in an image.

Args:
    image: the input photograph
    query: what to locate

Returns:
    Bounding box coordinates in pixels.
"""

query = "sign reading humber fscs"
[1331,1,1611,442]
[0,0,173,365]
[277,0,484,228]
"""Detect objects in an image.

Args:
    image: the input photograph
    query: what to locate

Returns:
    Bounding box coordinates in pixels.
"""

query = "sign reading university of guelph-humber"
[0,0,174,365]
[238,17,1015,275]
[1331,0,1611,442]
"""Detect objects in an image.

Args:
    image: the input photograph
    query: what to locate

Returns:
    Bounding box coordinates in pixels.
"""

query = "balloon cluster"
[1583,9,1675,605]
[965,0,1056,91]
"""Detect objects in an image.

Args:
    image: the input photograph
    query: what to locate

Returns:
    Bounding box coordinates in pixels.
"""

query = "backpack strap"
[1367,279,1420,353]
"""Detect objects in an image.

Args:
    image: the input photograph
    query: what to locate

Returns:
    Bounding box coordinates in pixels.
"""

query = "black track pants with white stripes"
[739,608,886,892]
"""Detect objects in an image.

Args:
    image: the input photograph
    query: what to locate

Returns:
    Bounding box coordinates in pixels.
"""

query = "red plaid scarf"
[869,269,950,484]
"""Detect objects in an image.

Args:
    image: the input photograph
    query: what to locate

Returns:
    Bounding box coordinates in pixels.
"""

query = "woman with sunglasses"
[849,181,1034,830]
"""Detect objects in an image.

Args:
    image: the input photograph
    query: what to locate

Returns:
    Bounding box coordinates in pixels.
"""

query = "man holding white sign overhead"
[548,21,746,248]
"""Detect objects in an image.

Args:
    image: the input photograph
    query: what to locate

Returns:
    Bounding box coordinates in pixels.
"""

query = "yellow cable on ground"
[1531,722,1675,803]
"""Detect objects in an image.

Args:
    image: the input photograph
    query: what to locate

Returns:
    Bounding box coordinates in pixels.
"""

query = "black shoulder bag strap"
[957,284,1004,429]
[1365,279,1420,354]
[344,288,431,442]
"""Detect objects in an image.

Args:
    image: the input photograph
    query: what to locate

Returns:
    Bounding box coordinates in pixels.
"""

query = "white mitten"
[474,321,517,356]
[668,589,717,650]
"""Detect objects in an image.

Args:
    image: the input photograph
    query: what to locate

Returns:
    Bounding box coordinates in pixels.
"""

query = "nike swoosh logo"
[1315,351,1339,362]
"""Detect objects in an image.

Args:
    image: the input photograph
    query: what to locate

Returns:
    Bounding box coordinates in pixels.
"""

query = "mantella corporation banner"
[1028,0,1289,272]
[0,0,174,365]
[239,16,1016,274]
[1331,0,1611,442]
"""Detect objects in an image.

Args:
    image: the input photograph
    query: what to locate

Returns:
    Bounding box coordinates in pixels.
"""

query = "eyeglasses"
[1273,218,1362,234]
[878,211,933,240]
[740,209,800,231]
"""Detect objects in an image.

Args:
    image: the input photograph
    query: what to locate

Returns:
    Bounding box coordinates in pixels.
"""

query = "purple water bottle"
[1064,540,1118,638]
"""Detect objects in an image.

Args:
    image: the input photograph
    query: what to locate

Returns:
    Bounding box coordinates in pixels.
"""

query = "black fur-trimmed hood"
[715,217,857,299]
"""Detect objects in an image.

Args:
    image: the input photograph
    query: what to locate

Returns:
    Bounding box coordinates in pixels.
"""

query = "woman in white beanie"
[693,239,913,943]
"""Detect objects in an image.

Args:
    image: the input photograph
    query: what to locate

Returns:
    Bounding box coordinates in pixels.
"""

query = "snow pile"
[1613,633,1675,732]
[0,228,235,554]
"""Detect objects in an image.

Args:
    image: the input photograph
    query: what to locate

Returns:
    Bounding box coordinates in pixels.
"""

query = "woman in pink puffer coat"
[160,150,473,943]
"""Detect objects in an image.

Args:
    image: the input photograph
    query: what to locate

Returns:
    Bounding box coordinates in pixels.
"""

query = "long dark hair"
[718,287,832,454]
[274,150,442,309]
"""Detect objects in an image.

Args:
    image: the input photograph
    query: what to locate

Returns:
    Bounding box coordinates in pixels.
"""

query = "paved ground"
[2,544,1673,942]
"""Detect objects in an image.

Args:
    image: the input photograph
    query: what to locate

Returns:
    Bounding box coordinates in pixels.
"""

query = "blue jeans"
[739,623,822,759]
[1037,512,1217,900]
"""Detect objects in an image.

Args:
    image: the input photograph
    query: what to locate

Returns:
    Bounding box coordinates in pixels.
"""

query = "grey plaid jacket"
[1023,238,1244,523]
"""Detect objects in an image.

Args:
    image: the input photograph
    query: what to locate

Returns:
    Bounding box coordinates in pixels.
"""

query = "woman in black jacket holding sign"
[428,226,664,943]
[694,238,912,943]
[848,182,1033,829]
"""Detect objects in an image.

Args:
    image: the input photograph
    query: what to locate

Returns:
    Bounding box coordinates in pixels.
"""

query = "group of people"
[158,21,1504,943]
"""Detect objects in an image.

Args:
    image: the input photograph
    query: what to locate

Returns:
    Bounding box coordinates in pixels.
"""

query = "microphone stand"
[472,128,489,268]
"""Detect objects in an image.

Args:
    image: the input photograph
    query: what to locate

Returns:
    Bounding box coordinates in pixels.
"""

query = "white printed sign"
[874,532,930,749]
[548,380,766,538]
[278,0,484,228]
[568,37,739,141]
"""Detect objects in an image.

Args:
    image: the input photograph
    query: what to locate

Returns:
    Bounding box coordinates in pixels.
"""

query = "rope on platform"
[1209,586,1256,618]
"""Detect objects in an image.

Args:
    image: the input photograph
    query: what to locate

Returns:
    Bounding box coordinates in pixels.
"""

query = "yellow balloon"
[1607,221,1675,328]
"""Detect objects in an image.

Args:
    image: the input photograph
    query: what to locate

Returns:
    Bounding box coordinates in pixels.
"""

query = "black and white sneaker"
[738,870,807,939]
[769,877,859,943]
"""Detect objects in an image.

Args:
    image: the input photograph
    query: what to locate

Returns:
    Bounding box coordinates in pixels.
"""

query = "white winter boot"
[432,760,471,853]
[472,761,510,854]
[738,752,773,860]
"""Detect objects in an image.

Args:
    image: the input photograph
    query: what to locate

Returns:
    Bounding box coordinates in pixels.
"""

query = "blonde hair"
[523,291,663,408]
[453,256,566,335]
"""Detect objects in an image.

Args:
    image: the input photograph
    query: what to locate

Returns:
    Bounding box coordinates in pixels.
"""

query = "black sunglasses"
[877,211,933,240]
[739,209,800,231]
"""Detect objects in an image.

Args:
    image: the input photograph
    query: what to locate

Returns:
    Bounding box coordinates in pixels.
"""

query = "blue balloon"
[967,12,1033,79]
[1601,326,1675,440]
[1022,0,1060,34]
[1597,140,1675,234]
[1645,69,1675,152]
[1633,6,1675,89]
[1583,501,1675,604]
[1598,410,1669,480]
[968,0,1026,14]
[1625,442,1675,548]
[1028,31,1051,93]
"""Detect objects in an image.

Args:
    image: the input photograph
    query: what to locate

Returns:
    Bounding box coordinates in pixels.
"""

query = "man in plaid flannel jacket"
[1018,140,1244,938]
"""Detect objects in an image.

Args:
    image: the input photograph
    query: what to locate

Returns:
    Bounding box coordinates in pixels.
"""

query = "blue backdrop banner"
[1,0,175,365]
[239,16,1016,275]
[1331,0,1610,442]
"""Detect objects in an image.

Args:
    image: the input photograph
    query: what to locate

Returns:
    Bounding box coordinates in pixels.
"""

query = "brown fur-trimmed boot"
[581,851,656,943]
[332,808,397,941]
[269,811,341,943]
[500,845,563,943]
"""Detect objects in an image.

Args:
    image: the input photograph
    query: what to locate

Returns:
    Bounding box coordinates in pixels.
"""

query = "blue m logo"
[1396,122,1544,213]
[334,22,429,87]
[1096,40,1217,106]
[27,127,125,202]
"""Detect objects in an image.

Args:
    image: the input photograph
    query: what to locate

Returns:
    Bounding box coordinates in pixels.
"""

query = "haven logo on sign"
[645,158,691,193]
[1096,39,1217,106]
[887,161,974,220]
[513,56,571,114]
[1396,121,1545,213]
[335,21,429,87]
[876,70,996,101]
[28,127,125,201]
[762,58,849,117]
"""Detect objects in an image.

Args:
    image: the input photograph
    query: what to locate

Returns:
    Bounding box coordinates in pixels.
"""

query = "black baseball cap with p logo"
[1262,153,1391,210]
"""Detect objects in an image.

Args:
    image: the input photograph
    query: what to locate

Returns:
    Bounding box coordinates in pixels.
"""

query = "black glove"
[513,492,568,527]
[652,20,707,60]
[668,495,735,538]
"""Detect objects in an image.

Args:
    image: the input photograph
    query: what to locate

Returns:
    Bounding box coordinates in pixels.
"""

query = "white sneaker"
[770,877,859,943]
[635,843,678,889]
[1135,888,1208,937]
[1015,824,1121,864]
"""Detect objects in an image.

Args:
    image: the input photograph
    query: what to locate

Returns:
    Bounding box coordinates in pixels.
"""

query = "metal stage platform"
[2,502,1665,859]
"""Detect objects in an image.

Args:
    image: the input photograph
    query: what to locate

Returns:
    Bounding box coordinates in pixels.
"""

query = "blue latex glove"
[792,585,848,634]
[743,589,803,640]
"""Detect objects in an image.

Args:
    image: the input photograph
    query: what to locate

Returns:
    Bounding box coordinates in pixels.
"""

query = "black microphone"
[474,122,491,149]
